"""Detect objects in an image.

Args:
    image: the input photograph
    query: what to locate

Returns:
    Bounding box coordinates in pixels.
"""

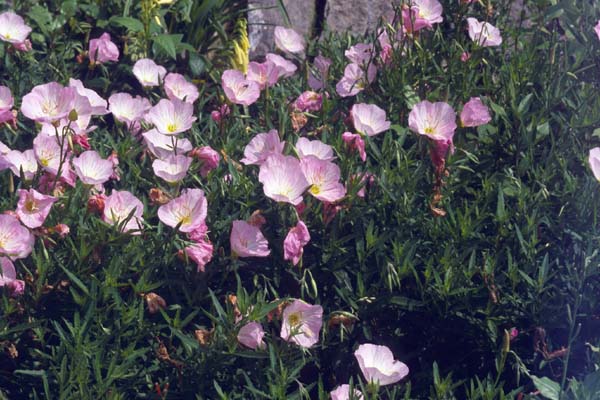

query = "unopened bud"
[68,109,78,122]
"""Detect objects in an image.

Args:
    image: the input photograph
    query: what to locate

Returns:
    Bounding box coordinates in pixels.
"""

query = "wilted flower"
[330,384,364,400]
[149,188,170,206]
[0,214,35,259]
[221,69,261,106]
[145,98,196,136]
[89,32,119,64]
[0,11,32,46]
[16,189,57,229]
[241,130,285,166]
[408,100,457,142]
[294,91,322,112]
[102,191,144,234]
[295,137,335,161]
[72,150,114,185]
[132,58,167,87]
[460,97,491,127]
[246,60,279,89]
[109,93,152,125]
[230,220,270,257]
[88,193,106,214]
[259,154,310,205]
[342,132,366,162]
[0,257,25,297]
[143,129,193,159]
[467,18,503,47]
[280,299,323,348]
[351,103,391,136]
[237,322,266,350]
[145,292,166,314]
[354,343,409,386]
[589,147,600,181]
[158,189,207,233]
[152,154,192,183]
[21,82,76,124]
[163,73,199,104]
[182,239,213,272]
[300,156,346,203]
[265,53,297,79]
[274,26,305,54]
[283,221,310,266]
[190,146,220,177]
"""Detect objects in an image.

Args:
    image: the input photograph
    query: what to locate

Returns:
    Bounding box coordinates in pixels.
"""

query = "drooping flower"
[0,214,35,259]
[274,26,305,54]
[108,93,152,125]
[336,63,377,98]
[240,130,285,166]
[102,190,144,234]
[283,221,310,266]
[89,32,119,64]
[265,53,297,79]
[351,103,391,136]
[0,11,32,45]
[145,98,196,136]
[259,154,310,205]
[158,189,207,233]
[230,220,270,257]
[330,384,364,400]
[295,138,335,161]
[190,146,220,177]
[294,91,323,112]
[4,149,38,180]
[280,299,323,348]
[132,58,167,87]
[354,343,409,386]
[152,154,192,183]
[300,156,346,203]
[408,100,457,142]
[72,150,114,185]
[21,82,76,124]
[0,257,25,297]
[589,148,600,181]
[342,132,367,162]
[16,189,57,229]
[308,55,332,91]
[460,97,491,127]
[237,322,266,350]
[182,239,213,272]
[467,18,503,47]
[163,73,199,104]
[246,60,279,89]
[221,69,261,106]
[143,129,193,159]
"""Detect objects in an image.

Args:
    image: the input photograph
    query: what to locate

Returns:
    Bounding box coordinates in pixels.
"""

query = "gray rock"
[324,0,395,35]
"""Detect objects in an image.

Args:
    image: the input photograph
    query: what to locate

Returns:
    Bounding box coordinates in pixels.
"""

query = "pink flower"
[336,63,377,98]
[351,103,391,136]
[589,148,600,181]
[412,0,444,28]
[108,93,151,125]
[354,343,409,386]
[89,32,119,64]
[295,137,335,161]
[300,156,346,203]
[33,134,64,175]
[246,61,279,90]
[460,52,471,62]
[72,150,114,185]
[294,91,323,112]
[0,257,25,297]
[16,189,57,229]
[241,130,285,166]
[342,132,367,162]
[0,140,10,171]
[221,69,261,106]
[142,129,192,159]
[183,240,213,272]
[280,299,323,348]
[330,385,364,400]
[237,322,266,350]
[191,146,220,177]
[265,53,297,79]
[133,58,167,87]
[13,39,31,52]
[402,6,431,33]
[21,82,76,123]
[4,149,38,180]
[408,100,457,142]
[163,73,199,104]
[102,190,144,234]
[283,221,310,266]
[595,21,600,41]
[274,26,305,54]
[158,189,207,233]
[377,30,393,65]
[152,154,192,183]
[0,86,13,114]
[308,55,332,90]
[345,43,374,66]
[69,79,109,115]
[230,220,270,257]
[467,18,503,47]
[460,97,491,127]
[259,154,310,205]
[145,98,196,136]
[0,12,32,45]
[0,214,35,259]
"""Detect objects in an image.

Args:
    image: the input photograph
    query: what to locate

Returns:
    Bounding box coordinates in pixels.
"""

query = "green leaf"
[110,16,144,32]
[152,34,183,60]
[531,376,561,400]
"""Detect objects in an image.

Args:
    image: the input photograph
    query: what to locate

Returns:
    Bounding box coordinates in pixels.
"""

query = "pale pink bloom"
[595,21,600,41]
[0,257,25,297]
[467,18,502,47]
[145,98,196,136]
[259,154,310,205]
[0,140,10,171]
[89,32,119,63]
[402,6,431,33]
[412,0,443,27]
[69,79,109,115]
[21,82,76,123]
[33,134,64,175]
[133,58,167,87]
[308,55,332,90]
[342,132,366,162]
[68,91,94,130]
[108,93,151,125]
[246,61,279,89]
[294,91,323,112]
[345,43,374,66]
[280,299,323,348]
[152,154,192,183]
[0,86,13,113]
[230,220,270,257]
[0,109,15,125]
[0,11,32,45]
[72,150,114,185]
[283,221,310,266]
[354,343,409,386]
[107,152,120,181]
[221,69,261,106]
[103,191,144,234]
[13,39,31,52]
[191,146,220,177]
[351,103,391,136]
[265,53,297,79]
[336,63,377,98]
[237,322,266,350]
[163,73,199,104]
[460,52,471,62]
[241,130,285,166]
[274,26,305,54]
[377,29,393,65]
[408,100,457,142]
[158,188,207,233]
[589,148,600,181]
[16,189,57,229]
[460,97,491,127]
[301,156,346,203]
[142,129,192,159]
[0,214,35,259]
[295,137,335,161]
[183,240,213,272]
[5,149,38,180]
[330,385,364,400]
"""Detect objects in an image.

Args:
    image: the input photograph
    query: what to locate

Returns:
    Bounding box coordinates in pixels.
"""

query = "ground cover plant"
[1,0,600,398]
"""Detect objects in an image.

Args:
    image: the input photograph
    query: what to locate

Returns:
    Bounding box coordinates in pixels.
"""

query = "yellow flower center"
[167,123,177,133]
[39,157,49,167]
[309,185,321,195]
[25,198,38,212]
[5,33,10,40]
[424,126,434,135]
[180,214,191,226]
[288,312,301,327]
